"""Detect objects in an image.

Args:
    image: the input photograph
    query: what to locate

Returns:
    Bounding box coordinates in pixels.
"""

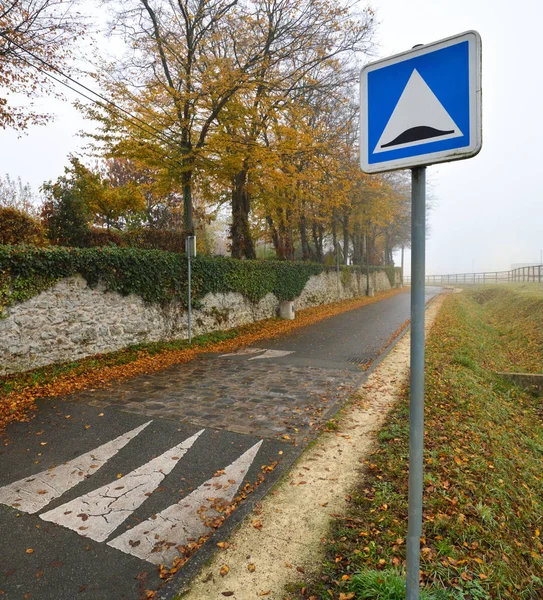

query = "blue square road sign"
[360,31,482,173]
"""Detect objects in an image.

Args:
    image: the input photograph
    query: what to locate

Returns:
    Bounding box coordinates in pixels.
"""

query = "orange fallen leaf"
[219,565,229,577]
[26,548,34,554]
[247,563,256,573]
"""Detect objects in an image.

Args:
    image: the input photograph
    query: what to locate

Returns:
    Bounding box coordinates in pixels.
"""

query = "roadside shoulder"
[176,294,448,600]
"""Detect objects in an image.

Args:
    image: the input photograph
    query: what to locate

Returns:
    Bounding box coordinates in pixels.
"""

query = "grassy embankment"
[297,285,543,600]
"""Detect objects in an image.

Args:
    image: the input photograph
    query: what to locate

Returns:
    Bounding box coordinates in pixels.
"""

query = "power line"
[1,32,183,154]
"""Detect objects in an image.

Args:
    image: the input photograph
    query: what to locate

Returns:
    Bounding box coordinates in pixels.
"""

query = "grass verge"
[295,287,543,600]
[0,287,404,434]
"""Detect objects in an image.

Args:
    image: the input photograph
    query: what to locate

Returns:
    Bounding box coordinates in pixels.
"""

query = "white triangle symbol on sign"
[374,69,463,154]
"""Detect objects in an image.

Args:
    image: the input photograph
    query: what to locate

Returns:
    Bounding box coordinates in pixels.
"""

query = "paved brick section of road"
[66,356,359,441]
[0,287,444,600]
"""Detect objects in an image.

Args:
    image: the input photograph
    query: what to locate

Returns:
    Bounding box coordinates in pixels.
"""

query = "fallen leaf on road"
[247,563,256,573]
[219,565,229,577]
[25,549,34,554]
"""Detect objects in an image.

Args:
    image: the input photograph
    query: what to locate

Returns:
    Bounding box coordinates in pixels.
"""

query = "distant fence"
[404,265,543,285]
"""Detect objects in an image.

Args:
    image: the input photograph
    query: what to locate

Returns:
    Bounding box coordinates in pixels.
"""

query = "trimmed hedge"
[0,245,399,315]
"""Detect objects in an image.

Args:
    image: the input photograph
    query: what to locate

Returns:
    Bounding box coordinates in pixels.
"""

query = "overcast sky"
[1,0,541,274]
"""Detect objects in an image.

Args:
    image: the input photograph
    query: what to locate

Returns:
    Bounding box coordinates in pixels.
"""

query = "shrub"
[124,228,185,253]
[0,245,396,314]
[85,228,126,248]
[0,207,47,246]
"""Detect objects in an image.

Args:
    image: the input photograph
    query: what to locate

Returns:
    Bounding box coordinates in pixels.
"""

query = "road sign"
[360,31,481,173]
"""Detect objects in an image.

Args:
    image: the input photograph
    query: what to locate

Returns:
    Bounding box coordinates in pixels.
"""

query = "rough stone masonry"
[0,270,398,376]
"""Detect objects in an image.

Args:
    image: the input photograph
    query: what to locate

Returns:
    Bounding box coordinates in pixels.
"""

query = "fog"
[1,0,541,275]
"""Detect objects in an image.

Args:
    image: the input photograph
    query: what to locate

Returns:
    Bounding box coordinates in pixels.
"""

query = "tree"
[0,174,38,215]
[83,0,260,235]
[42,157,146,240]
[105,158,182,229]
[211,0,375,258]
[0,0,84,130]
[41,160,91,246]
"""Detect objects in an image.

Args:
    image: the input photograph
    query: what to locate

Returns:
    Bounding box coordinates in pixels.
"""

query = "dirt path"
[176,293,448,600]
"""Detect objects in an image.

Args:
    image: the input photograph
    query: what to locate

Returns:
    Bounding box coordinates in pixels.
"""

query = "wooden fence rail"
[403,265,543,285]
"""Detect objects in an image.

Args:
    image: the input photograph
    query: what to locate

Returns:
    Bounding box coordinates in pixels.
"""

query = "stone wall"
[0,269,401,376]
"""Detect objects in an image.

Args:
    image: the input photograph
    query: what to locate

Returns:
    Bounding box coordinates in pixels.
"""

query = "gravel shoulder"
[175,293,448,600]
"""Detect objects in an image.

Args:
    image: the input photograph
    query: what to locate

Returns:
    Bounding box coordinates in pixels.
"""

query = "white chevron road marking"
[219,348,266,357]
[0,421,151,514]
[108,440,263,565]
[40,430,204,542]
[248,349,294,360]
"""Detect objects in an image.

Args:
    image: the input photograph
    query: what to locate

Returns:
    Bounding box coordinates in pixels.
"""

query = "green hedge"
[0,245,399,315]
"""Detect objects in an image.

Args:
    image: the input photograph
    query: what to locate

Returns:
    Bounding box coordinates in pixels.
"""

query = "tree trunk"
[182,160,193,235]
[342,211,349,265]
[352,222,362,266]
[299,215,314,261]
[311,220,323,263]
[384,231,393,265]
[230,168,256,259]
[266,215,282,258]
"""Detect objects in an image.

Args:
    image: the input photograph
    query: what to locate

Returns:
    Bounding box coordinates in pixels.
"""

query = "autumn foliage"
[0,207,46,246]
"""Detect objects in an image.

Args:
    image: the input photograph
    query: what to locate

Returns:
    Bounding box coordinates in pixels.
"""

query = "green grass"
[295,288,543,599]
[350,569,447,599]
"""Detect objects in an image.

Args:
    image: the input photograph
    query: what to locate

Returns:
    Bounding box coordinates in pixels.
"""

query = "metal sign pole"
[366,228,370,296]
[187,251,192,344]
[185,236,196,345]
[336,242,341,300]
[406,165,426,600]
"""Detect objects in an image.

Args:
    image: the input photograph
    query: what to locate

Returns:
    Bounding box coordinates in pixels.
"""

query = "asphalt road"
[0,287,444,600]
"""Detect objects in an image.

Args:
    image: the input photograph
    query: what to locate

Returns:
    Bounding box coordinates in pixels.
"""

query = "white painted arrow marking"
[220,348,266,357]
[248,349,294,360]
[108,440,263,565]
[0,421,151,514]
[40,430,204,542]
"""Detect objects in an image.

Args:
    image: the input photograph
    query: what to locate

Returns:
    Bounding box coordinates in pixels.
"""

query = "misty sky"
[1,0,541,275]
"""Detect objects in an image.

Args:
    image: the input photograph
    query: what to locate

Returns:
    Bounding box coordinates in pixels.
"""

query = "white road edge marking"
[0,421,152,514]
[107,440,263,565]
[40,430,205,542]
[248,349,294,360]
